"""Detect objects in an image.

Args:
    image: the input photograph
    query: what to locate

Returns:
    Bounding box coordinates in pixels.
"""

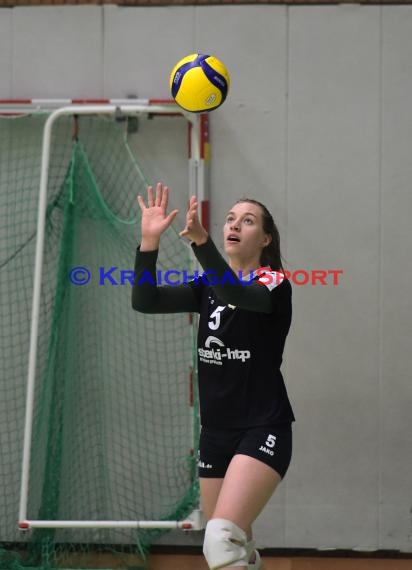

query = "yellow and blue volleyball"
[169,53,230,113]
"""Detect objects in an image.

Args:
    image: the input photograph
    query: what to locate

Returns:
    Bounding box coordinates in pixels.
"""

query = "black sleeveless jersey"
[132,237,295,430]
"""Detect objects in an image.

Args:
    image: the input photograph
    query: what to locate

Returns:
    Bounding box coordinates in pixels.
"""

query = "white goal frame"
[0,98,208,532]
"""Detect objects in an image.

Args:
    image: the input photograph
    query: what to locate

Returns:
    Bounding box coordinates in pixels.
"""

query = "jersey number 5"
[208,306,226,330]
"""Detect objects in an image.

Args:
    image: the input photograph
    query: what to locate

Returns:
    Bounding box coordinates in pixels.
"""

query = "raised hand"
[179,196,208,246]
[137,183,179,251]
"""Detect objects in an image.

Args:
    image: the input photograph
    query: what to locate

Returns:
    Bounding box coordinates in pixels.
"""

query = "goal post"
[0,99,208,564]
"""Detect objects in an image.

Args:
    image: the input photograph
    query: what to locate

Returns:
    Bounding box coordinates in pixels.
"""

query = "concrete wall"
[0,4,411,552]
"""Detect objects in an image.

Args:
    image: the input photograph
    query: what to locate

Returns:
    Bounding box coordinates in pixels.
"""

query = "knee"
[203,518,253,570]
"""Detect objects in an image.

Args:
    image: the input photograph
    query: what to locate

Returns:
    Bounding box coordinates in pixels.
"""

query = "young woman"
[132,183,295,570]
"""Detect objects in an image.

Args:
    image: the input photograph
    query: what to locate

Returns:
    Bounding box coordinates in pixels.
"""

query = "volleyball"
[169,53,230,113]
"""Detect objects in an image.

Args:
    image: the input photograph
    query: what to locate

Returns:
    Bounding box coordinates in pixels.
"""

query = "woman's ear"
[262,234,272,248]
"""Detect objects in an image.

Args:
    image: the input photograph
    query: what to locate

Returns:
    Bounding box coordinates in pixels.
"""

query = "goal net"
[0,107,201,570]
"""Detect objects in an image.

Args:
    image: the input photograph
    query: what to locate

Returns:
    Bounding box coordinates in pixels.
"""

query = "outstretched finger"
[186,196,196,209]
[186,212,196,226]
[161,185,170,210]
[188,197,198,212]
[137,195,146,212]
[147,186,154,207]
[155,182,163,207]
[187,204,198,223]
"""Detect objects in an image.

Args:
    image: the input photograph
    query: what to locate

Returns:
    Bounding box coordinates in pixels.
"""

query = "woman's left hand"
[179,196,209,246]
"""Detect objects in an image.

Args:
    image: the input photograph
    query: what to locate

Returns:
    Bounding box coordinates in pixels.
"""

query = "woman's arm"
[132,183,201,314]
[131,247,201,314]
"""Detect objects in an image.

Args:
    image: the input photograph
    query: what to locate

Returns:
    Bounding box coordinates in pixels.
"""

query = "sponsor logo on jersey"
[198,335,251,366]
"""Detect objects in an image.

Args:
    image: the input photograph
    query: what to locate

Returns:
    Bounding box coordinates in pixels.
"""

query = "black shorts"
[198,423,292,479]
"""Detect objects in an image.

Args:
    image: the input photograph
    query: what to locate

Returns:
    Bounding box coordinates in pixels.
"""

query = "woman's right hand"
[137,183,179,251]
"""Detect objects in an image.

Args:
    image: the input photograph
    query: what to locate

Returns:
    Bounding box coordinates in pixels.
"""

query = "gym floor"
[146,554,412,569]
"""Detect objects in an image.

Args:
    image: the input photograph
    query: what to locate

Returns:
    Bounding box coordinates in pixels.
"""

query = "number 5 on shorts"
[266,434,277,448]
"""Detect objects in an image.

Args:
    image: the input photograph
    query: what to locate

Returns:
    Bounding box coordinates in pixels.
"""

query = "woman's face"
[223,201,270,263]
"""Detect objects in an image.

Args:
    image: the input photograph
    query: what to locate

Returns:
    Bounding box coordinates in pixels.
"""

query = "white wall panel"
[380,6,412,552]
[103,5,195,99]
[285,5,381,549]
[0,9,12,98]
[12,6,103,98]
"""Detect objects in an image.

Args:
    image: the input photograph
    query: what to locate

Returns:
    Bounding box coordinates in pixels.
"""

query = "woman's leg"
[212,454,281,528]
[199,477,253,539]
[199,477,224,521]
[206,454,281,570]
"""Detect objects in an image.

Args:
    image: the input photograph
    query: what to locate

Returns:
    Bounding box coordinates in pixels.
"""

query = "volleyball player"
[132,183,295,570]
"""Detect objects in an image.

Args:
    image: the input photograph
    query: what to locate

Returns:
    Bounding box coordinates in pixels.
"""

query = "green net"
[0,114,199,569]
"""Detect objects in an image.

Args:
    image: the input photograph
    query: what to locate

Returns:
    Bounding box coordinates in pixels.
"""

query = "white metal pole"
[18,106,60,523]
[20,520,196,530]
[18,103,198,527]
